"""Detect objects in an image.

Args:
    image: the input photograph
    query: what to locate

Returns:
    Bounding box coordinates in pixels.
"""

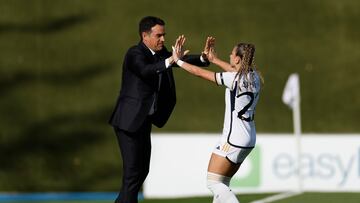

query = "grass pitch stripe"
[249,191,303,203]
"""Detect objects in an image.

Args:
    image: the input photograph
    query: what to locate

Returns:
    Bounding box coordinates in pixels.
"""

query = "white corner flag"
[282,73,301,135]
[282,73,300,109]
[249,74,304,203]
[282,73,302,193]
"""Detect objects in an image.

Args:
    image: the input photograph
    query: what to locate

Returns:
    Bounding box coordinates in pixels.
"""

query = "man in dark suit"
[109,16,209,203]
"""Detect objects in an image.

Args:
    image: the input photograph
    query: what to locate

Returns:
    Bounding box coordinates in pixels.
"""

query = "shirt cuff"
[200,55,206,63]
[165,58,171,68]
[215,72,223,86]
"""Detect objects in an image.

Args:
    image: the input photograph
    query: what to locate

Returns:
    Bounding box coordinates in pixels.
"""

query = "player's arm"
[177,60,216,83]
[211,57,236,72]
[172,35,216,83]
[205,38,236,72]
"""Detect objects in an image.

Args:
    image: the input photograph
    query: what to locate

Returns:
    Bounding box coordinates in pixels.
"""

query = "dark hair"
[139,16,165,39]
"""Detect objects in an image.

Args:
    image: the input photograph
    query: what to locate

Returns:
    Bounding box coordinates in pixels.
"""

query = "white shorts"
[213,141,254,164]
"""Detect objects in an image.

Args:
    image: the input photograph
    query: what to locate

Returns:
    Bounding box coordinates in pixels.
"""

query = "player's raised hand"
[178,35,190,57]
[202,36,215,60]
[207,37,217,62]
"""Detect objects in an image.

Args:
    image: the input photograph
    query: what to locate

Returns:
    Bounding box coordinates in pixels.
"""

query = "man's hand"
[172,35,189,63]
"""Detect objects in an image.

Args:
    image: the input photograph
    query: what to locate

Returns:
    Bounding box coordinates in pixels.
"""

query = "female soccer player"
[172,36,263,203]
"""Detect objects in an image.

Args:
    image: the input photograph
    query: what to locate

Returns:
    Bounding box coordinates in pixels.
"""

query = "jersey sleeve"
[215,72,237,90]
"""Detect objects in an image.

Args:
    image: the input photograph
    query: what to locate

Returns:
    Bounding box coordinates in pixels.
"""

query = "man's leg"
[114,120,152,203]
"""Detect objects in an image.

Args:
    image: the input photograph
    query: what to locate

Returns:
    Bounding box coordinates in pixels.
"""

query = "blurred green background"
[0,0,359,191]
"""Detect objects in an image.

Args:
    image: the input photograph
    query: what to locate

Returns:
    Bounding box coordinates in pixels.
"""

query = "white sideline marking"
[249,191,303,203]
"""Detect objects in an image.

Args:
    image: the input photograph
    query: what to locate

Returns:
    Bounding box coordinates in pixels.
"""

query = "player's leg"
[207,153,241,203]
[208,153,240,177]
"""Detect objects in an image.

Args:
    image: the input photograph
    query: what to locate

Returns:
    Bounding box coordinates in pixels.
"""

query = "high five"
[173,35,263,203]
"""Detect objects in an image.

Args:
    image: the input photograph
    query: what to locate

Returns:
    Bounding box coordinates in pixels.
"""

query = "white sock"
[207,172,239,203]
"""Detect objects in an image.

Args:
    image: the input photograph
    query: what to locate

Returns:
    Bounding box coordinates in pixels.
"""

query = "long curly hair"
[234,43,264,90]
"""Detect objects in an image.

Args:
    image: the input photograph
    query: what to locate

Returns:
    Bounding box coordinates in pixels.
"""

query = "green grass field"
[152,192,360,203]
[147,192,360,203]
[0,0,359,194]
[5,192,360,203]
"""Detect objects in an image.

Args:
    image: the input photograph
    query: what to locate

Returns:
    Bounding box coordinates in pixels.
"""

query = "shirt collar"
[148,47,156,55]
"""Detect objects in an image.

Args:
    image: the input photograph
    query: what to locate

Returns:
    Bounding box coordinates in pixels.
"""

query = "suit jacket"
[109,42,209,132]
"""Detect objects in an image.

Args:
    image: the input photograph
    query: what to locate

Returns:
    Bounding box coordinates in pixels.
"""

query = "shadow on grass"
[0,13,94,34]
[0,108,120,191]
[0,8,121,192]
[0,62,116,95]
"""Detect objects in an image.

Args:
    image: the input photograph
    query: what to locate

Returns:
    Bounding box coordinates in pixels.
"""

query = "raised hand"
[207,47,216,63]
[206,37,217,62]
[172,35,189,62]
[202,36,215,60]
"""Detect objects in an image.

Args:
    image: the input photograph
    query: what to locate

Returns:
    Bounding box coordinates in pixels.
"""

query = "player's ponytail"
[235,43,264,91]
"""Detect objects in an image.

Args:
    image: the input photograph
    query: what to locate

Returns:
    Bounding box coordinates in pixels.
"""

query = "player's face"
[142,24,165,52]
[229,46,240,68]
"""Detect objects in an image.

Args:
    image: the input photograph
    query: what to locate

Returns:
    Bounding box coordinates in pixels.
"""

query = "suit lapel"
[138,42,154,60]
[138,42,174,89]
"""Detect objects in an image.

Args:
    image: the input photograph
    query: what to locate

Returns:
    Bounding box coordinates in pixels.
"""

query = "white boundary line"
[249,191,303,203]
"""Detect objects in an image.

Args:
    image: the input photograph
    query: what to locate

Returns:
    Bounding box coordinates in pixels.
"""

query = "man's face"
[142,24,165,52]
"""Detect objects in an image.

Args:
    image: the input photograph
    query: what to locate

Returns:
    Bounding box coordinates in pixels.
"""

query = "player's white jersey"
[215,71,260,149]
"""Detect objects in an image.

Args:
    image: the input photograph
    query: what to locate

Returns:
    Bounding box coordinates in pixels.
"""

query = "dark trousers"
[114,118,152,203]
